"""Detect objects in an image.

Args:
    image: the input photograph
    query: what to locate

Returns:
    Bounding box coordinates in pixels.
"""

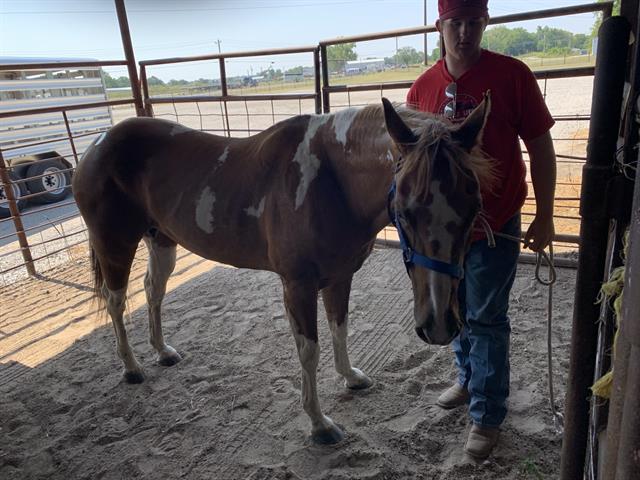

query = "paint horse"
[73,95,492,444]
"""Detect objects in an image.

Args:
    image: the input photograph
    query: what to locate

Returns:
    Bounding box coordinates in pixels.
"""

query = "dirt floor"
[1,243,576,479]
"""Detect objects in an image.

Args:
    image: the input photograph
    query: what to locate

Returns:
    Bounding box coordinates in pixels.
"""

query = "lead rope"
[477,218,564,435]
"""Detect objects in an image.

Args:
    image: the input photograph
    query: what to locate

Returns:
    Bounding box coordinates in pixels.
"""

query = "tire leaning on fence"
[0,171,27,219]
[25,159,72,204]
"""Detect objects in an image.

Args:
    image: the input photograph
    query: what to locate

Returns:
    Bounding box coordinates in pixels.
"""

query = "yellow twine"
[591,230,629,399]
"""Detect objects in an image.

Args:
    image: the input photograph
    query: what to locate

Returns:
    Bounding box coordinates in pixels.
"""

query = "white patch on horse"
[218,146,229,165]
[95,132,107,145]
[386,150,394,163]
[245,197,266,218]
[293,115,329,209]
[333,108,359,146]
[169,123,191,137]
[195,186,216,233]
[427,180,460,245]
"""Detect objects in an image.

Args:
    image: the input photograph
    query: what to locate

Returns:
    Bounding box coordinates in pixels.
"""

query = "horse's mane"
[370,104,496,196]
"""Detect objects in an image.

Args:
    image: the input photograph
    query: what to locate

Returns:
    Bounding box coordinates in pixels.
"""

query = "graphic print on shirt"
[438,92,479,123]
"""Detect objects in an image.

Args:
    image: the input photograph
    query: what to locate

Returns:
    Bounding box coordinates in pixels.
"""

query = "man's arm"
[523,130,556,252]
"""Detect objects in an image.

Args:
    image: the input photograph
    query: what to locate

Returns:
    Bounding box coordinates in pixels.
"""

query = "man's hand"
[524,213,554,252]
[524,131,556,253]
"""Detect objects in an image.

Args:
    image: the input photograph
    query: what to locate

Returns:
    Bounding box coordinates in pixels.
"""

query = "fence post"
[139,64,154,117]
[313,48,322,114]
[114,0,146,117]
[0,150,35,276]
[320,44,330,113]
[559,16,631,480]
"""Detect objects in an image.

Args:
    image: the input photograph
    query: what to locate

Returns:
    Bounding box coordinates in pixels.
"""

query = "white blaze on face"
[218,146,229,165]
[245,196,266,218]
[95,132,107,145]
[293,115,329,209]
[333,108,359,146]
[169,123,191,136]
[427,180,459,251]
[195,186,216,233]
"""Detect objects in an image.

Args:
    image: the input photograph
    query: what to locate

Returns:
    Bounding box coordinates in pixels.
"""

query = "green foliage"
[482,26,536,56]
[479,25,592,56]
[285,66,303,74]
[393,46,424,66]
[102,71,130,88]
[326,42,357,73]
[147,76,165,86]
[519,458,544,480]
[429,46,441,62]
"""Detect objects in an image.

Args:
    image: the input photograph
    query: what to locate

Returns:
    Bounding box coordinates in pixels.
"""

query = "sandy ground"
[1,243,575,480]
[0,74,584,478]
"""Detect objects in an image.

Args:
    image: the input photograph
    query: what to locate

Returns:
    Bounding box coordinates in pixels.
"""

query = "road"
[0,196,80,248]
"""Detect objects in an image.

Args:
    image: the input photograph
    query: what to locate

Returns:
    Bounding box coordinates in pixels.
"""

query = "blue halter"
[387,179,464,279]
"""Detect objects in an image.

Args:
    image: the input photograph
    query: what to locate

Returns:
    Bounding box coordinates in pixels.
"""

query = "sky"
[1,0,605,81]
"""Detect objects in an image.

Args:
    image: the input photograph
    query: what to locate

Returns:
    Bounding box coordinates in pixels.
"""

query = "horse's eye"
[400,210,415,227]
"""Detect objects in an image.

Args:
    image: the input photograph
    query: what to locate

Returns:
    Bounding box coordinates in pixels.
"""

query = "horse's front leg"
[322,277,372,390]
[282,279,344,444]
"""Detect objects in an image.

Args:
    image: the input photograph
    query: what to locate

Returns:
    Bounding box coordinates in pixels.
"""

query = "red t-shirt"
[406,49,554,235]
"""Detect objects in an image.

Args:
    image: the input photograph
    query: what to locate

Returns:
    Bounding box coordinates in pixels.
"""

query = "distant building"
[344,58,385,74]
[302,66,315,78]
[283,72,304,82]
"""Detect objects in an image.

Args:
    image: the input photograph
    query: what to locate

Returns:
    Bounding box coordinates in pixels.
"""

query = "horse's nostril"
[415,327,429,343]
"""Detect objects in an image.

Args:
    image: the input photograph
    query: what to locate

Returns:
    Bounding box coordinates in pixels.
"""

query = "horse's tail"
[89,241,106,307]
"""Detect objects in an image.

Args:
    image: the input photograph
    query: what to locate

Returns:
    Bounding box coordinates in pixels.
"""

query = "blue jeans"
[453,214,521,428]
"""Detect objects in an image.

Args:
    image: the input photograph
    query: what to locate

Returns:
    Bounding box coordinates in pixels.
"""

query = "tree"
[482,26,536,56]
[572,34,591,51]
[326,42,357,73]
[393,46,423,66]
[535,26,573,54]
[102,71,130,88]
[147,76,165,86]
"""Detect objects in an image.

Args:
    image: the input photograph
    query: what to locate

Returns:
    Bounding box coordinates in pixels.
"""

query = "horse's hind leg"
[143,232,182,366]
[93,242,145,383]
[282,278,344,444]
[322,277,372,390]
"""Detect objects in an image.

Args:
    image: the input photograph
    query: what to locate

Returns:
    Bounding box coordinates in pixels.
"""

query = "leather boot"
[436,383,470,409]
[464,424,500,460]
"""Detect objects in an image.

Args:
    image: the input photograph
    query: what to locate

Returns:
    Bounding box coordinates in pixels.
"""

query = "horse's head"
[382,94,493,345]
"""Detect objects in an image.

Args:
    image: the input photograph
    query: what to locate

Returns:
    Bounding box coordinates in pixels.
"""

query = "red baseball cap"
[438,0,489,20]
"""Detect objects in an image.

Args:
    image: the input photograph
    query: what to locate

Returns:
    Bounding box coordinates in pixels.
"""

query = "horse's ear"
[451,90,491,152]
[382,97,418,151]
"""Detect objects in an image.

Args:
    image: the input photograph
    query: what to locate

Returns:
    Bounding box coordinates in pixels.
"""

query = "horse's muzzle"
[415,311,461,345]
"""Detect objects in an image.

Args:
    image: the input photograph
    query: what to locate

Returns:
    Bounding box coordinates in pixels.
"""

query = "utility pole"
[395,36,399,68]
[214,39,222,53]
[424,0,428,65]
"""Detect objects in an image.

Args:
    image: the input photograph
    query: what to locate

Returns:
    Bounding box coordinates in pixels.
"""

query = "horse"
[72,95,492,444]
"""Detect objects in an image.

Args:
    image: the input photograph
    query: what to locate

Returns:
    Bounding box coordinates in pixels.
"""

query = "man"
[406,0,557,461]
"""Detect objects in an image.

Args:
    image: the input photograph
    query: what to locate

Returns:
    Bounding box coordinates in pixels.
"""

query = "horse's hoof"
[124,371,145,384]
[158,347,182,366]
[311,426,345,445]
[346,368,373,390]
[311,416,345,445]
